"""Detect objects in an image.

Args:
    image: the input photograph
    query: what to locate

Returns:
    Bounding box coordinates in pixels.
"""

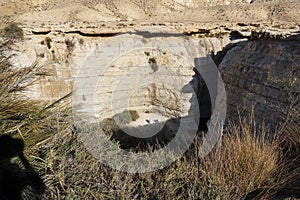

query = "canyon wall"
[11,31,229,123]
[8,25,300,129]
[219,36,300,127]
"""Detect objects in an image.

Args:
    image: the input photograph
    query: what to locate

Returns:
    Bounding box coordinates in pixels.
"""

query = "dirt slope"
[0,0,299,26]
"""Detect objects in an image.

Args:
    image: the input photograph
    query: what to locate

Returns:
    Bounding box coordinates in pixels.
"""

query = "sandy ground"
[129,112,169,127]
[0,0,299,32]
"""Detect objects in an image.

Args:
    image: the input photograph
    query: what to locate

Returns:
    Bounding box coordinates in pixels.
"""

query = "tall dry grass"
[0,38,72,145]
[198,112,280,199]
[0,36,72,199]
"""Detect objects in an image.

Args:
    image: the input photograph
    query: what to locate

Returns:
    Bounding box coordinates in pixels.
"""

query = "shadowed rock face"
[219,38,300,128]
[0,135,46,200]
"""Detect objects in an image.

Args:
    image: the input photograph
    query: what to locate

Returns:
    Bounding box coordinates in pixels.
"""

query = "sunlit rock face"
[72,34,228,124]
[9,32,229,127]
[9,26,300,132]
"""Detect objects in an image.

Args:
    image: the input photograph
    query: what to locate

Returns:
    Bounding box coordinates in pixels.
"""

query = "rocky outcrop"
[9,29,230,127]
[7,22,300,130]
[219,38,300,127]
[71,34,229,122]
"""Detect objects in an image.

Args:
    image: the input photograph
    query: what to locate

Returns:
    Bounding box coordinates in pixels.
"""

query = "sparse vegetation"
[0,40,71,144]
[197,113,281,199]
[35,109,299,199]
[100,109,139,138]
[44,37,52,49]
[78,38,84,45]
[65,38,75,53]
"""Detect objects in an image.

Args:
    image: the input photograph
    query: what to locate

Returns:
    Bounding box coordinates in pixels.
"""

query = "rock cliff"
[1,0,299,129]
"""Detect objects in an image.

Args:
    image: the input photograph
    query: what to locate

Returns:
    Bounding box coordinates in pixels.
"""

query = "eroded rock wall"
[219,38,300,127]
[9,27,300,128]
[10,32,229,122]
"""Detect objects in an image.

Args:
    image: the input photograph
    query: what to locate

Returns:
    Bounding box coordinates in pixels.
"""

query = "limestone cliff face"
[9,27,300,128]
[219,38,300,127]
[10,32,229,122]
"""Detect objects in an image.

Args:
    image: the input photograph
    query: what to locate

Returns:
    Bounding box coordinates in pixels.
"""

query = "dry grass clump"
[161,111,282,200]
[0,22,23,39]
[198,114,280,199]
[0,40,72,147]
[0,38,72,199]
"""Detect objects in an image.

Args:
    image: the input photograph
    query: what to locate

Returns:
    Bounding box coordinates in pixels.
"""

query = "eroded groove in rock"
[32,30,52,35]
[64,30,120,37]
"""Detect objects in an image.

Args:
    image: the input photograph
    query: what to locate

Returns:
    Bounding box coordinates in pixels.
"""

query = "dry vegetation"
[0,23,299,199]
[0,21,23,39]
[36,110,299,199]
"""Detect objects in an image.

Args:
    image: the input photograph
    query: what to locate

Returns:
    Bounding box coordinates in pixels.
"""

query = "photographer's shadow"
[0,134,46,200]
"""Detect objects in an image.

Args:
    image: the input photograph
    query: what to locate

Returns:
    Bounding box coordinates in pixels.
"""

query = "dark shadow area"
[211,37,248,67]
[109,117,181,150]
[244,176,300,200]
[229,30,250,41]
[191,67,211,133]
[0,134,46,200]
[132,31,186,38]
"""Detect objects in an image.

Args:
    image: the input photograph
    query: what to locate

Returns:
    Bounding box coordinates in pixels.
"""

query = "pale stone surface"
[9,31,229,125]
[72,33,219,121]
[8,24,299,130]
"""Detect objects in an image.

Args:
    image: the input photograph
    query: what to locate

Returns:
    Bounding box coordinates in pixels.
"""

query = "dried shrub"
[41,111,295,199]
[65,38,75,53]
[0,22,23,39]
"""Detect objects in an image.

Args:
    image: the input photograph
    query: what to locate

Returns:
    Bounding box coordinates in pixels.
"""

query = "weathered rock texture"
[2,0,300,128]
[8,27,300,129]
[8,29,231,125]
[219,37,300,127]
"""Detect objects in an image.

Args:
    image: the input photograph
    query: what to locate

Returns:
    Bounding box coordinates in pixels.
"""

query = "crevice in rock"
[209,29,299,67]
[183,29,229,37]
[229,30,250,40]
[64,30,119,37]
[250,31,300,41]
[32,30,51,35]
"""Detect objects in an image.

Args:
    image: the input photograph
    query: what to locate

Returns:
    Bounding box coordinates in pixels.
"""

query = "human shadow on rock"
[0,134,46,200]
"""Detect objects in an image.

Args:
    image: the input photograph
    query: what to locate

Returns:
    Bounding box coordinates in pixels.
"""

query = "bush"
[0,41,71,143]
[198,115,280,199]
[0,22,23,39]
